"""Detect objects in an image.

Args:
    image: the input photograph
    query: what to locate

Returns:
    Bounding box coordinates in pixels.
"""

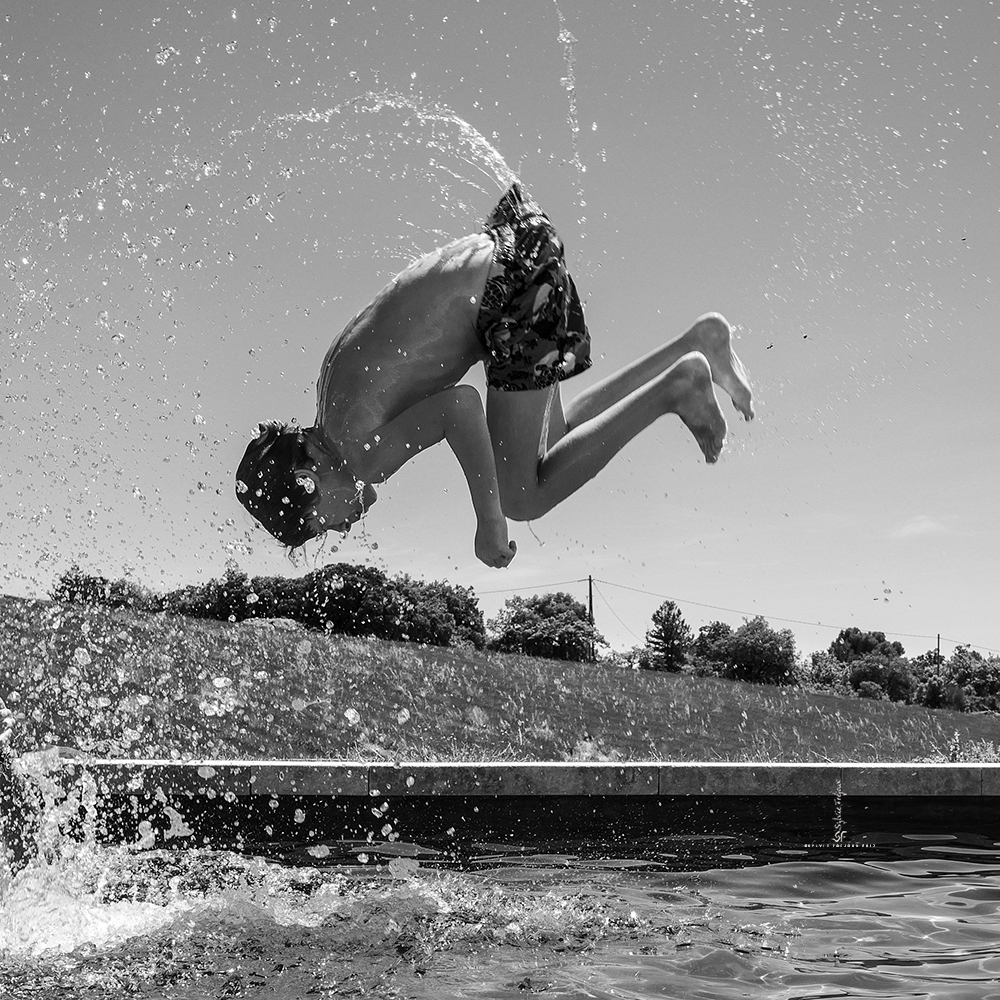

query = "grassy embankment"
[0,594,996,763]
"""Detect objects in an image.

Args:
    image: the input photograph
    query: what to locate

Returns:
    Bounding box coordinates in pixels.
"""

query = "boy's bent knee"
[693,312,730,335]
[500,487,551,523]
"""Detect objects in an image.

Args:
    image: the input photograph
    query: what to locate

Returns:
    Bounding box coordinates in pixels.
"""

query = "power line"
[476,577,588,596]
[474,573,1000,656]
[596,578,847,630]
[591,580,644,645]
[593,578,1000,655]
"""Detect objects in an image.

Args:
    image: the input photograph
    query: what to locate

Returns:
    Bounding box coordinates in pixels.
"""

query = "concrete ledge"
[53,760,1000,798]
[658,763,843,796]
[369,763,660,796]
[62,759,252,797]
[250,763,367,797]
[840,764,984,797]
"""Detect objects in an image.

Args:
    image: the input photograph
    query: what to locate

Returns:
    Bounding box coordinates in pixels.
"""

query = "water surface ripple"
[3,844,1000,998]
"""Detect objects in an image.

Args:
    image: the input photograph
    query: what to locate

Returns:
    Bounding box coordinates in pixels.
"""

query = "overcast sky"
[2,0,997,658]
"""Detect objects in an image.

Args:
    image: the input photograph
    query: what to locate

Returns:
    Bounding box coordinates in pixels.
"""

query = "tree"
[393,576,487,649]
[51,564,110,605]
[723,616,797,686]
[389,575,462,646]
[301,563,403,638]
[103,577,158,613]
[487,592,605,662]
[690,621,734,669]
[848,653,915,703]
[644,600,692,671]
[802,650,849,691]
[215,562,253,622]
[937,646,1000,713]
[830,627,904,663]
[247,573,308,622]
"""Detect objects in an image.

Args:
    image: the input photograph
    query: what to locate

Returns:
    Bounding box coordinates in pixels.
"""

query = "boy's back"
[316,233,494,442]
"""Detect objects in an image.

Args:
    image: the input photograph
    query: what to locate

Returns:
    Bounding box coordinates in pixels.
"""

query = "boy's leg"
[488,351,727,522]
[563,313,754,431]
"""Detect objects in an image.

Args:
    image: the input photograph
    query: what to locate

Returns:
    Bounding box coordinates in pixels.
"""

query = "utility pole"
[588,575,595,662]
[937,633,941,664]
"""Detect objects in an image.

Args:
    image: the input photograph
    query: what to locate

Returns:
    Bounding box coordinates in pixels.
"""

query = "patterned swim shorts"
[476,183,592,392]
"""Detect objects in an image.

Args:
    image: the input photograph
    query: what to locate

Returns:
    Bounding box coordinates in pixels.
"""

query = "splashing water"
[1,753,772,996]
[553,2,588,228]
[6,758,1000,998]
[275,91,517,207]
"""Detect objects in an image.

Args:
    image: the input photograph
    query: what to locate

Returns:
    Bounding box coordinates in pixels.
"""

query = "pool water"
[4,835,1000,999]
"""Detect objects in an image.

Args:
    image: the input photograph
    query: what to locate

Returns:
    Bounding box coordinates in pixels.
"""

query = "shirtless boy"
[236,183,754,567]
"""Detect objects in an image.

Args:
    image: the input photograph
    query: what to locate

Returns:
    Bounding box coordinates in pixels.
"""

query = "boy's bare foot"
[666,353,728,463]
[690,313,755,421]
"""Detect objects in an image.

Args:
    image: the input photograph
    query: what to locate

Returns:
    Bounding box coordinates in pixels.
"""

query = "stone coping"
[52,759,1000,799]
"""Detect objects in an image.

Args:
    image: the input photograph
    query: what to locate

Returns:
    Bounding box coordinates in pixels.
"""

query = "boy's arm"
[358,386,516,567]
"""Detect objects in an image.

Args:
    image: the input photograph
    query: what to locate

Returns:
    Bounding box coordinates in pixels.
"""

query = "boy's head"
[235,421,320,547]
[236,421,375,547]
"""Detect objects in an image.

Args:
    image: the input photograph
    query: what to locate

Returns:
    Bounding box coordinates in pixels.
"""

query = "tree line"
[49,563,603,660]
[50,565,999,714]
[631,600,1000,714]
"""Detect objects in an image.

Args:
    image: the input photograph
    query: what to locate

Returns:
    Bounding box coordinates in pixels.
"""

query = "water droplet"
[225,40,238,54]
[155,45,178,66]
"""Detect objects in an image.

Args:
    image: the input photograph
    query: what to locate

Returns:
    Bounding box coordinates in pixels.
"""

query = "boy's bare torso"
[316,233,496,452]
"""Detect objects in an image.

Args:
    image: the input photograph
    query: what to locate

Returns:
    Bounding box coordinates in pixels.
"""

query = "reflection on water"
[4,822,1000,998]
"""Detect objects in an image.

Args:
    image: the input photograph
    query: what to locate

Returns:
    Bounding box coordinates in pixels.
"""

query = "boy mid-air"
[236,183,754,567]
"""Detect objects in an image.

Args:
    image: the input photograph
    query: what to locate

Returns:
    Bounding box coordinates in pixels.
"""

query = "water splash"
[275,91,517,199]
[553,3,587,223]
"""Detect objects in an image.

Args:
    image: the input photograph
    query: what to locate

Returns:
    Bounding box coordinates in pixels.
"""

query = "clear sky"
[2,0,997,660]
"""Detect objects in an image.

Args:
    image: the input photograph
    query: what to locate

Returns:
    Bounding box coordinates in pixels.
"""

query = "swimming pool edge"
[46,758,1000,798]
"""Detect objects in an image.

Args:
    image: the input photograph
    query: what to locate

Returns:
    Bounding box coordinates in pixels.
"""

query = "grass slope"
[0,594,995,763]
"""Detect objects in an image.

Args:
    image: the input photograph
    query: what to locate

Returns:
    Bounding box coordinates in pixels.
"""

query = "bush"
[689,621,733,675]
[830,627,904,663]
[487,592,605,662]
[600,646,651,670]
[847,653,915,704]
[856,680,885,701]
[721,616,797,686]
[54,561,488,651]
[916,674,967,712]
[918,647,1000,713]
[51,565,111,606]
[802,650,849,691]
